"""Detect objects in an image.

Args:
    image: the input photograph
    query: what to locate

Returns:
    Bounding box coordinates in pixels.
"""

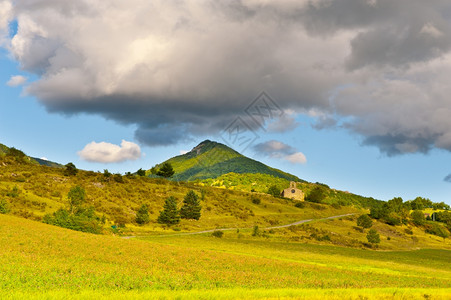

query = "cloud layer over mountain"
[2,0,451,155]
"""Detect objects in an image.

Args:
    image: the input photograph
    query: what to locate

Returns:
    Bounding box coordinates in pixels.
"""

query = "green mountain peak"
[151,140,300,182]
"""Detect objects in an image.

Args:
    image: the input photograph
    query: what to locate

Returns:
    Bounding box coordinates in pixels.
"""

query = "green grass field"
[1,214,450,299]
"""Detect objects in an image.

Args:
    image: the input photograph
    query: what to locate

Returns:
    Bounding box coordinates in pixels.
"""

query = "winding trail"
[125,213,356,238]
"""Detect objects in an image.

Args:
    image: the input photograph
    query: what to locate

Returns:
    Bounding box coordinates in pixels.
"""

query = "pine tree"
[157,196,180,225]
[180,190,201,220]
[157,162,175,178]
[136,204,150,225]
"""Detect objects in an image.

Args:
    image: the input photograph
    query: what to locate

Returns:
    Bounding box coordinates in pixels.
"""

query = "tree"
[150,166,158,175]
[136,168,146,176]
[157,162,175,178]
[113,173,124,183]
[64,162,78,176]
[67,186,86,213]
[411,210,425,226]
[366,229,380,245]
[136,204,150,225]
[158,196,180,225]
[103,169,112,179]
[0,199,9,214]
[357,214,373,229]
[306,186,327,203]
[267,185,280,198]
[180,190,201,220]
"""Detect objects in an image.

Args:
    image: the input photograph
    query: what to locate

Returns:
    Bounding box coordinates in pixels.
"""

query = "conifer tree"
[136,204,150,225]
[157,196,180,225]
[157,162,175,178]
[180,190,201,220]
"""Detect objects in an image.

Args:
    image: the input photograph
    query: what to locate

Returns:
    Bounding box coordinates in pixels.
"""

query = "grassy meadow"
[1,214,451,299]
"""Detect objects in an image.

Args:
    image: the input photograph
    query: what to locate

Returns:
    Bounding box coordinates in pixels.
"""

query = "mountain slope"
[0,142,63,168]
[152,140,301,181]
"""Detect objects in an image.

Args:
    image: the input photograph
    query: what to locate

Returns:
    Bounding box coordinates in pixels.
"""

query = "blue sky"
[1,0,451,205]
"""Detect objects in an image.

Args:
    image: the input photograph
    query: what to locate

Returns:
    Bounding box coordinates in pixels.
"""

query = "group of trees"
[136,190,202,226]
[43,186,103,234]
[369,197,410,226]
[63,162,176,180]
[158,190,202,224]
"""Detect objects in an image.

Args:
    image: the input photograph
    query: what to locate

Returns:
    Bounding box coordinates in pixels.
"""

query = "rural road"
[124,213,356,238]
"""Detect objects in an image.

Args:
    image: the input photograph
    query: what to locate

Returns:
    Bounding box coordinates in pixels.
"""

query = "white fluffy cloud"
[285,152,307,164]
[6,75,27,86]
[3,0,451,155]
[253,140,307,164]
[78,140,141,163]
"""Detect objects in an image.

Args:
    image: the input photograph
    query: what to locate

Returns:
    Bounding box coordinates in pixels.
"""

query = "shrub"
[294,201,305,208]
[136,168,146,176]
[251,195,261,205]
[212,230,224,238]
[43,207,102,234]
[357,214,373,229]
[425,224,450,239]
[411,210,425,226]
[267,185,280,198]
[6,186,19,198]
[306,186,327,203]
[366,229,381,245]
[67,186,86,213]
[252,225,260,237]
[0,199,9,214]
[113,174,124,183]
[136,204,150,225]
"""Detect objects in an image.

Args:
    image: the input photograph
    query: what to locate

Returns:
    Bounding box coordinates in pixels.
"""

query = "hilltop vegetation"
[0,142,63,168]
[150,140,300,181]
[0,146,362,236]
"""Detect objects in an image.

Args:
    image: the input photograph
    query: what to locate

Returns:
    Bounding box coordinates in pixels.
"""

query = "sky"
[0,0,450,204]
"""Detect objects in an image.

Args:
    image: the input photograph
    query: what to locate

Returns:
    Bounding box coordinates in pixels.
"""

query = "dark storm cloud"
[4,0,451,153]
[253,140,306,164]
[444,174,451,183]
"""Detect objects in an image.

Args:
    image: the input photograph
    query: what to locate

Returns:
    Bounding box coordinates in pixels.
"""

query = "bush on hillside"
[425,223,450,239]
[411,210,425,226]
[357,214,373,229]
[0,199,10,214]
[136,204,150,225]
[267,185,280,198]
[306,186,327,203]
[251,195,261,205]
[366,229,380,245]
[212,230,224,238]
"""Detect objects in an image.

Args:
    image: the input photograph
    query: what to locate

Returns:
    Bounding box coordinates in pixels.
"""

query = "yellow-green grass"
[3,288,451,300]
[1,214,451,299]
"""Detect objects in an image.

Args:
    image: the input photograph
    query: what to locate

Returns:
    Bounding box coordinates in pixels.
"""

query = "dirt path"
[125,213,356,238]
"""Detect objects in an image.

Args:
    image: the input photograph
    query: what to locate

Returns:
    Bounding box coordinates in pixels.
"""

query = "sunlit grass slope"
[1,214,451,299]
[0,156,363,233]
